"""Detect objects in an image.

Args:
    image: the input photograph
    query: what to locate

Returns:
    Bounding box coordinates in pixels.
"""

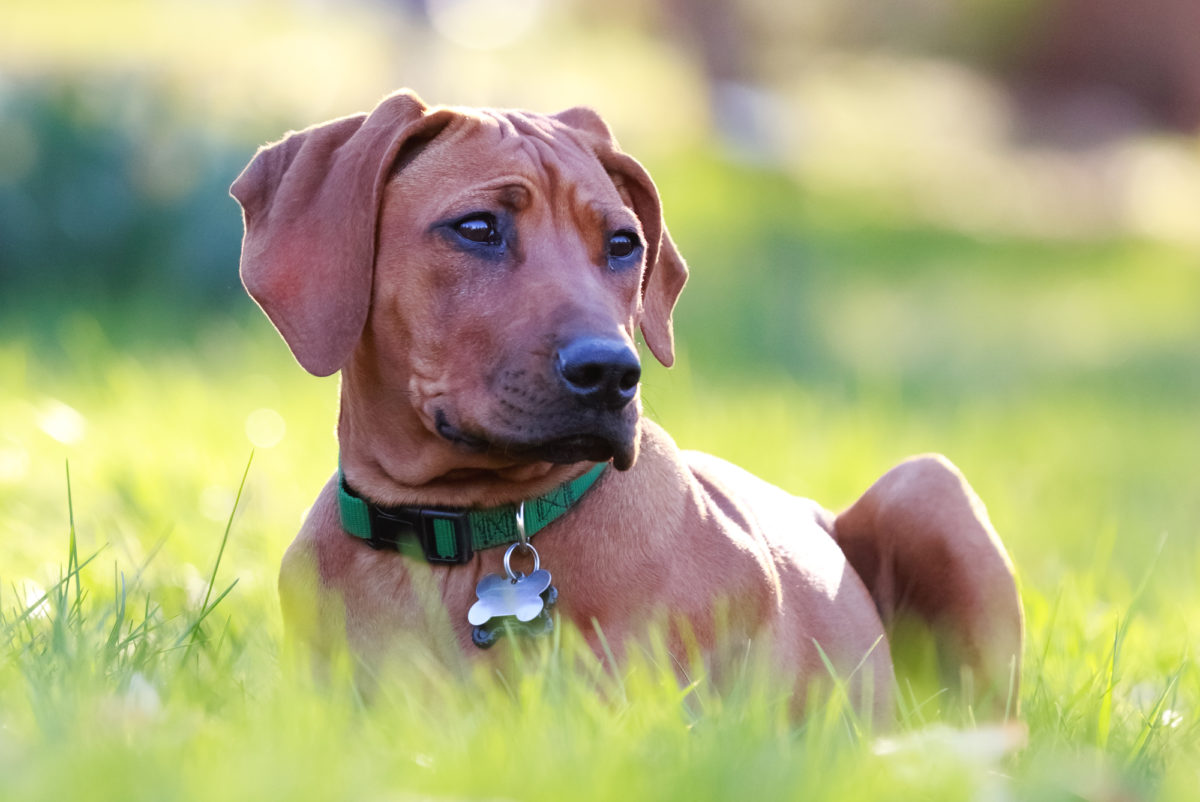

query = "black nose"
[555,337,641,410]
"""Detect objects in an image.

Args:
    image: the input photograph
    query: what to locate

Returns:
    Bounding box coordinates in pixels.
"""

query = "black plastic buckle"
[416,509,474,564]
[367,505,474,565]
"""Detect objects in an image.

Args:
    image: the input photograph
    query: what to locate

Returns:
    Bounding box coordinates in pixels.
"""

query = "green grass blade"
[180,450,252,658]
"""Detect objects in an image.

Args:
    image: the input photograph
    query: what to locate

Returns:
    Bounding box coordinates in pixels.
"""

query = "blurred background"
[3,0,1199,315]
[2,0,1199,606]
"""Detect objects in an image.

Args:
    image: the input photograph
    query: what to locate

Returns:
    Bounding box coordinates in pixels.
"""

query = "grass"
[3,158,1200,800]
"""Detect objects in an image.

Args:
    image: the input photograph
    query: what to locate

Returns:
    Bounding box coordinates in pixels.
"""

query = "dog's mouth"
[434,410,637,471]
[503,433,634,470]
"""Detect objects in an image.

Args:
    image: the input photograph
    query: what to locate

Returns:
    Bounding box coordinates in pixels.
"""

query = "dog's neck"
[335,362,591,509]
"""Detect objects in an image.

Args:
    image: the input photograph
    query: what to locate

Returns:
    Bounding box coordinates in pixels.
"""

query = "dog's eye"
[453,214,503,246]
[607,231,641,261]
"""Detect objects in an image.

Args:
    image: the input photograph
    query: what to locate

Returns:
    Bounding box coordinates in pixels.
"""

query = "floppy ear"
[553,107,689,367]
[638,224,687,367]
[230,89,450,376]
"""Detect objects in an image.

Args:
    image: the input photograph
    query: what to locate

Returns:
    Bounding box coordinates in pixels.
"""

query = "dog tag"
[468,514,562,648]
[468,539,560,648]
[468,568,552,626]
[471,601,556,649]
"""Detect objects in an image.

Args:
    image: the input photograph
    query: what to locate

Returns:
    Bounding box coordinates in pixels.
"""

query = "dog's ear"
[553,107,689,367]
[553,105,614,142]
[614,158,688,368]
[231,89,452,376]
[638,223,687,367]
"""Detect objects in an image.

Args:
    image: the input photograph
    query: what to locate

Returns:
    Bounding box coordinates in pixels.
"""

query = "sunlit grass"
[4,260,1199,799]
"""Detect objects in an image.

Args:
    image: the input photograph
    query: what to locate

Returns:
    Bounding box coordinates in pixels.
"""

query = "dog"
[232,89,1022,719]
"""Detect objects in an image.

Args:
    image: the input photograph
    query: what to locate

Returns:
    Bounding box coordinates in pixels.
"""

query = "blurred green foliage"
[0,76,245,309]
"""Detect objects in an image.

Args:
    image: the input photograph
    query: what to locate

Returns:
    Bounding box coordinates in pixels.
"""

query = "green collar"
[338,462,607,564]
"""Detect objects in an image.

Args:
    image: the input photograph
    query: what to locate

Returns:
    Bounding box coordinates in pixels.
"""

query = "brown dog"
[232,89,1022,719]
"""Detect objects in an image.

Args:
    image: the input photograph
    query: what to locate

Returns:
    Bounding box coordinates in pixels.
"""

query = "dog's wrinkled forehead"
[450,107,592,154]
[389,106,640,235]
[417,109,604,181]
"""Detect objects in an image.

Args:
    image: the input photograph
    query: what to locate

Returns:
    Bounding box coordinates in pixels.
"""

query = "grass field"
[3,156,1199,800]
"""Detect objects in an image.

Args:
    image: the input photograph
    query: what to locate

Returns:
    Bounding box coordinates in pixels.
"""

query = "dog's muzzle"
[434,335,643,470]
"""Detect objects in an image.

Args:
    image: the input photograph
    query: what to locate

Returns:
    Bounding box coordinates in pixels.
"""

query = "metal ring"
[514,501,528,546]
[503,541,539,581]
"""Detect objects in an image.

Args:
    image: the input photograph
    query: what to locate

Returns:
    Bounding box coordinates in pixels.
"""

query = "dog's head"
[232,90,687,472]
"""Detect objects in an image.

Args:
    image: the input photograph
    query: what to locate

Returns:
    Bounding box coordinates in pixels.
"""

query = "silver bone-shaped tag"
[467,502,558,647]
[467,561,553,626]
